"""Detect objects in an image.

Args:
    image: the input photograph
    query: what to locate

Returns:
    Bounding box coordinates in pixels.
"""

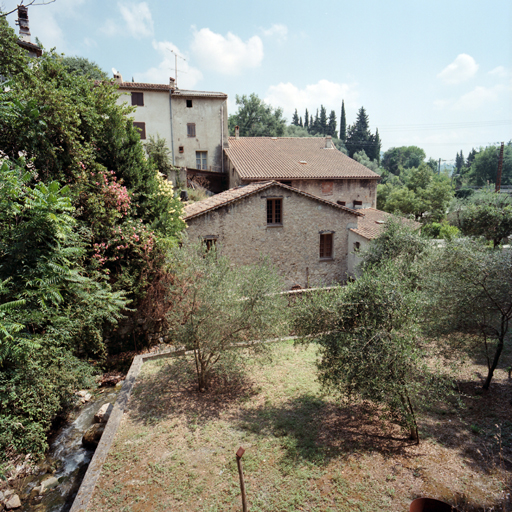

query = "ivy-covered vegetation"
[0,17,184,458]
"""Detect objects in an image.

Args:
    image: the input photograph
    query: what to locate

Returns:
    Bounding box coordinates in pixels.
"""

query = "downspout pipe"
[169,89,175,166]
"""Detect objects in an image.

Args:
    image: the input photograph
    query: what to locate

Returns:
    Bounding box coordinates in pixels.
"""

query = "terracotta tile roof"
[183,181,362,221]
[172,89,227,99]
[224,137,381,181]
[117,82,172,91]
[350,208,421,240]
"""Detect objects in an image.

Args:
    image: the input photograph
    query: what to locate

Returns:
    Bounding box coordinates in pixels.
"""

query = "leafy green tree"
[145,134,172,174]
[292,108,299,126]
[61,56,107,80]
[285,124,311,137]
[294,260,451,443]
[450,187,512,247]
[228,93,286,137]
[339,100,346,142]
[381,146,426,175]
[353,149,382,174]
[0,15,29,78]
[167,244,288,391]
[467,143,512,186]
[425,239,512,389]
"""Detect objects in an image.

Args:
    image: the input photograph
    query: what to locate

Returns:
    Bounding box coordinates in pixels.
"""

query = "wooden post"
[236,446,248,512]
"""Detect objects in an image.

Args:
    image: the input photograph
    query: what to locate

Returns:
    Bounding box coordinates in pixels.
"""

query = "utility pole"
[496,142,504,193]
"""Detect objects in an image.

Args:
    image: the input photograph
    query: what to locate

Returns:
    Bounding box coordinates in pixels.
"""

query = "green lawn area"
[89,340,510,512]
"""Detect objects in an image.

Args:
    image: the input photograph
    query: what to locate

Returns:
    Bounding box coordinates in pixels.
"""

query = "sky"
[4,0,512,163]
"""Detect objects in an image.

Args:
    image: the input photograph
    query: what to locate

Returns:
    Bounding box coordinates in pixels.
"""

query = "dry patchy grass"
[88,341,511,512]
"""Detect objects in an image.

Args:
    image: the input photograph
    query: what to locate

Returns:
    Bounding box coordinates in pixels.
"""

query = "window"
[187,123,196,137]
[131,92,144,106]
[204,237,217,251]
[186,99,193,108]
[320,233,333,259]
[337,200,346,206]
[280,181,292,187]
[353,241,361,252]
[133,122,146,139]
[353,200,363,208]
[196,151,207,170]
[267,198,282,225]
[179,146,184,153]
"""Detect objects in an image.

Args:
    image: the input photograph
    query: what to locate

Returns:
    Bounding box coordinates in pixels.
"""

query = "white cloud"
[262,24,288,42]
[29,7,65,50]
[488,66,509,78]
[452,84,510,111]
[190,28,263,75]
[264,80,359,121]
[118,2,154,39]
[437,54,478,84]
[135,41,203,89]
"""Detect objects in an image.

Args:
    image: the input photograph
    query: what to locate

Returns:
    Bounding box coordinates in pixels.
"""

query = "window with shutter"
[320,233,333,259]
[267,199,282,225]
[131,92,144,106]
[133,122,146,139]
[187,123,196,137]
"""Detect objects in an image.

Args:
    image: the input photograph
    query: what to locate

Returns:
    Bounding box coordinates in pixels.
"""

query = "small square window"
[320,233,333,259]
[186,99,193,108]
[131,92,144,106]
[187,123,196,137]
[133,122,146,139]
[267,198,282,225]
[353,241,361,252]
[204,237,217,251]
[353,200,363,208]
[179,146,184,153]
[196,151,207,170]
[337,200,346,206]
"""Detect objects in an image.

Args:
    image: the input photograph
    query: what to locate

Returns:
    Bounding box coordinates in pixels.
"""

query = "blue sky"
[5,0,512,162]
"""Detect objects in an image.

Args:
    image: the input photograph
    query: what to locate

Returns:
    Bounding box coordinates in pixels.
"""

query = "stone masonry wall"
[185,185,359,289]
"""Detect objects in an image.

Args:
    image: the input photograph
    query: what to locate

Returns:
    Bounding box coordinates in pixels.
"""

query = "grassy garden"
[89,341,511,512]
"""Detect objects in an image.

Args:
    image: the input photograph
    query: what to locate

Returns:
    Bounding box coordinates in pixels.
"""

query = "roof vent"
[235,125,240,140]
[325,136,332,149]
[299,160,307,164]
[376,220,385,224]
[271,137,277,140]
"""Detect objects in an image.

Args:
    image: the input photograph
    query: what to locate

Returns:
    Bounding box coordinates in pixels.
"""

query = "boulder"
[82,424,105,449]
[76,390,92,403]
[93,403,113,424]
[5,494,21,510]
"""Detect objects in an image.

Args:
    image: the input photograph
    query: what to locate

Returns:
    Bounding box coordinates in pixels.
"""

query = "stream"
[17,389,119,512]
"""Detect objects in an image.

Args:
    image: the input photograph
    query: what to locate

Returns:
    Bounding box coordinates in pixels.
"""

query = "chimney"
[325,136,332,149]
[16,6,31,43]
[113,72,123,83]
[235,125,240,140]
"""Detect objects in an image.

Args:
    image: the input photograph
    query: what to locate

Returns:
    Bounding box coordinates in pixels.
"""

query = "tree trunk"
[483,333,505,390]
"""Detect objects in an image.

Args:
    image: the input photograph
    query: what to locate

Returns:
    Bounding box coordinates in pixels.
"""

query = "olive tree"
[424,239,512,389]
[294,261,452,443]
[167,244,289,391]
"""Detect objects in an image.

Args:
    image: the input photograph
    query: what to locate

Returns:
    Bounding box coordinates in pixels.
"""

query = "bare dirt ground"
[88,341,511,512]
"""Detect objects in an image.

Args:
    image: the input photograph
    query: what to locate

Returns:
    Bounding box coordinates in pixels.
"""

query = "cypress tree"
[319,105,327,135]
[327,110,337,138]
[340,100,347,142]
[299,116,303,127]
[310,114,313,132]
[304,108,309,130]
[292,109,299,126]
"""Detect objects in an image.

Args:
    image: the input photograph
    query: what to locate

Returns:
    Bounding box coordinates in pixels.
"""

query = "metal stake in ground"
[236,446,248,512]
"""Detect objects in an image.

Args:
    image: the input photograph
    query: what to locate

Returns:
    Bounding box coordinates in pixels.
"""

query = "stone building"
[184,181,362,289]
[114,74,228,178]
[347,208,422,277]
[224,135,380,208]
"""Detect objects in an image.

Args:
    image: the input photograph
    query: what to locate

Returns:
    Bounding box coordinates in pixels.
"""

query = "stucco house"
[184,181,362,289]
[224,134,380,209]
[114,74,229,182]
[347,208,422,277]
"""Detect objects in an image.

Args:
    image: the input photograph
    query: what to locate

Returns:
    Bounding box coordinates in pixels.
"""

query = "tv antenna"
[170,50,186,88]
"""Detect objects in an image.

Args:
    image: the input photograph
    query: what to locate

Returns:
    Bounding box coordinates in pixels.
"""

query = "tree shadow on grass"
[239,392,417,468]
[127,355,258,428]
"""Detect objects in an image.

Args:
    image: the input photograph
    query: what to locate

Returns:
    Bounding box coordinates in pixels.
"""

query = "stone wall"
[186,185,359,289]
